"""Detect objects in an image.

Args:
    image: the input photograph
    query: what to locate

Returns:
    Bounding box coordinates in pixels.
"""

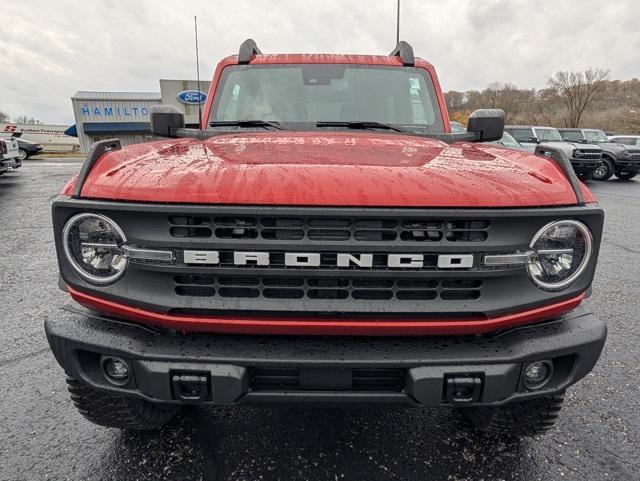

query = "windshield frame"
[206,63,446,135]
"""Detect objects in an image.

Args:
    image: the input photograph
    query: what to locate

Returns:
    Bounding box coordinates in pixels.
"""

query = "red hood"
[71,131,595,207]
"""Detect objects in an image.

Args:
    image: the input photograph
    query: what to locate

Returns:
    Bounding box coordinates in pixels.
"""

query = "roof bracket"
[390,41,415,66]
[238,38,262,64]
[72,139,121,198]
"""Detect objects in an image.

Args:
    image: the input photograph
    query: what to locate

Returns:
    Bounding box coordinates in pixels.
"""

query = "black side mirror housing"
[528,136,540,144]
[150,105,185,138]
[466,109,504,142]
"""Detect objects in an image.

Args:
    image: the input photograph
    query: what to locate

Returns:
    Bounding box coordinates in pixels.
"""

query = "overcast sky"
[1,0,638,124]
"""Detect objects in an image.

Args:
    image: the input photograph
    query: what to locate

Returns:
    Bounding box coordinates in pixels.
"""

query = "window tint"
[560,130,583,142]
[509,128,533,142]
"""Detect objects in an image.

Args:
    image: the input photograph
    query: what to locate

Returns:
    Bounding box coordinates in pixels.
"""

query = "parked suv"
[505,125,602,179]
[46,40,606,438]
[608,135,640,147]
[558,128,640,180]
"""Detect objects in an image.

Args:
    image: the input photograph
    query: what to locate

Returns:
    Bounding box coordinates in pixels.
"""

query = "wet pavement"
[1,157,638,481]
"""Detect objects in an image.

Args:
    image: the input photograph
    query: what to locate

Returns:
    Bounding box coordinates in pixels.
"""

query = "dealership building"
[69,79,211,152]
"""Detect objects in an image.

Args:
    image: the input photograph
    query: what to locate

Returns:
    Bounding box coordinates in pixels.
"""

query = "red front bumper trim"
[67,286,586,336]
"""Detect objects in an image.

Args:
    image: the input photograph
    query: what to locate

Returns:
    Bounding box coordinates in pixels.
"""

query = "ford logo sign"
[177,90,207,105]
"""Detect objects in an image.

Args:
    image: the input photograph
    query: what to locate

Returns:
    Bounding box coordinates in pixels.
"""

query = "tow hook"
[444,375,482,404]
[171,372,210,402]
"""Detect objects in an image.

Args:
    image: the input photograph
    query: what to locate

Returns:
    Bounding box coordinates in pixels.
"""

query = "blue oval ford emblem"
[177,90,207,105]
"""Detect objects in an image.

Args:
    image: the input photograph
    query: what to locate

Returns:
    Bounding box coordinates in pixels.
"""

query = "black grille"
[169,215,490,242]
[573,150,601,160]
[249,367,404,392]
[174,275,482,301]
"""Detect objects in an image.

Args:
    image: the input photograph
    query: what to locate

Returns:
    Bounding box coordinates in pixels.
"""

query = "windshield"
[534,128,563,142]
[584,130,608,142]
[499,132,521,148]
[209,64,444,133]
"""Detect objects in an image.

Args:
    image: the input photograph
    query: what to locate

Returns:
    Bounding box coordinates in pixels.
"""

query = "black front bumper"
[45,305,606,407]
[570,159,600,175]
[615,160,640,172]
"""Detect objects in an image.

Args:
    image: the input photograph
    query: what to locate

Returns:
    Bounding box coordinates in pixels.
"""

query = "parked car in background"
[0,139,9,175]
[0,132,43,160]
[559,128,640,181]
[0,136,21,174]
[449,120,465,133]
[486,131,526,150]
[608,135,640,146]
[15,137,43,160]
[505,125,602,179]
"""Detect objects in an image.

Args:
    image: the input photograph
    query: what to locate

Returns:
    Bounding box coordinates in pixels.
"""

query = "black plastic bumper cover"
[45,305,606,407]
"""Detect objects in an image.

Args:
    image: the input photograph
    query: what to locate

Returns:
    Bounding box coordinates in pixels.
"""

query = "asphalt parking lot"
[1,157,639,481]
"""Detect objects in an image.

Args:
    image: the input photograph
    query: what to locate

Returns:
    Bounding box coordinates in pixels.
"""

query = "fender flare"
[534,145,585,205]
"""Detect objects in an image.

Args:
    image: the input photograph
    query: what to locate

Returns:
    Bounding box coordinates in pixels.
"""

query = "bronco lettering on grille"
[183,251,474,269]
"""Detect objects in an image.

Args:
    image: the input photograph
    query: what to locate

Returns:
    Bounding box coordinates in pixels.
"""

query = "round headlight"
[527,220,593,290]
[62,213,128,284]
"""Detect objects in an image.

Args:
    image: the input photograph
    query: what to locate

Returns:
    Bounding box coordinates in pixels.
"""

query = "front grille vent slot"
[249,367,405,392]
[168,215,490,242]
[174,275,482,301]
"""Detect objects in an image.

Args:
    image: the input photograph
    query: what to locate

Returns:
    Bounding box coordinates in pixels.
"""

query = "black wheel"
[17,148,28,161]
[464,393,565,437]
[66,377,179,430]
[615,171,637,180]
[592,158,614,181]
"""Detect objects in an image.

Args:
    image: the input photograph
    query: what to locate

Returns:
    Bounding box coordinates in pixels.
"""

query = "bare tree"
[548,68,610,127]
[0,110,10,123]
[444,91,466,112]
[14,115,42,125]
[482,83,533,123]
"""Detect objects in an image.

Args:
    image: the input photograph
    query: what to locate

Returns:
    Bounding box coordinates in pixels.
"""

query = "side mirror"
[528,136,539,144]
[466,109,504,142]
[150,105,185,138]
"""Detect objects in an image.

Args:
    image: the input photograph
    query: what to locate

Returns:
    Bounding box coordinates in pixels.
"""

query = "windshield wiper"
[316,121,410,133]
[209,120,283,130]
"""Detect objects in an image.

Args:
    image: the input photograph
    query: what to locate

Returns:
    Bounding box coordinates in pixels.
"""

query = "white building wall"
[71,92,161,152]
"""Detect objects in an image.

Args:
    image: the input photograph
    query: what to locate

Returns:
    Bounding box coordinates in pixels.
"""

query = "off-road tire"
[66,377,179,430]
[464,393,565,437]
[593,158,614,181]
[615,171,637,180]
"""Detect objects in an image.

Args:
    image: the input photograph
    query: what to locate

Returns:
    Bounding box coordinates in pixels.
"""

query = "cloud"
[0,0,637,124]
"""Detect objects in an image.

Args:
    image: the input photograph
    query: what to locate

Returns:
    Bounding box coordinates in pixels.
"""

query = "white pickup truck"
[0,137,21,174]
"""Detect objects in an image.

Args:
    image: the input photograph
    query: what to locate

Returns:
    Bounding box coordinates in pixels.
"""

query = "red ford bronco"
[47,40,606,436]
